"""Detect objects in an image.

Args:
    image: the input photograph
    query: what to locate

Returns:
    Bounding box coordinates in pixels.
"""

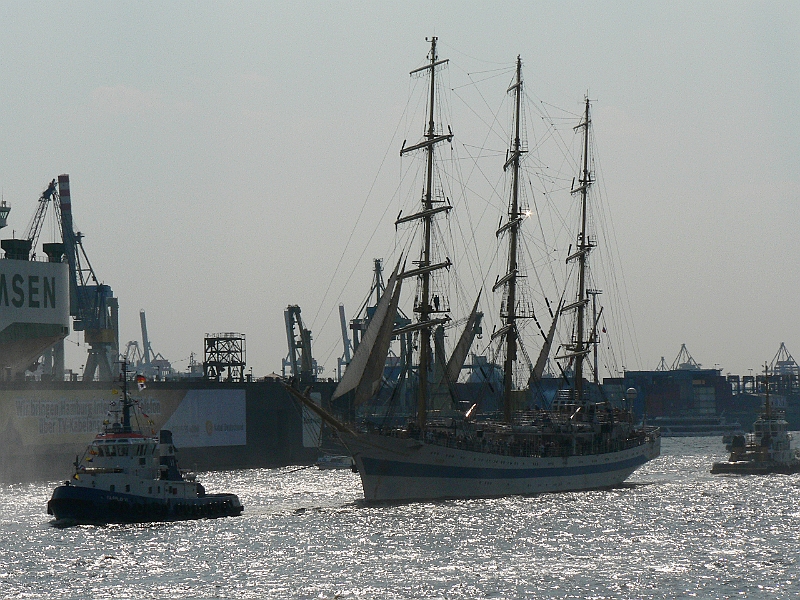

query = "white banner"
[163,388,246,447]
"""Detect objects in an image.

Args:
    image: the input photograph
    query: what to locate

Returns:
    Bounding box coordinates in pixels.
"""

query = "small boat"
[650,415,743,438]
[316,454,355,470]
[711,366,800,475]
[47,365,244,525]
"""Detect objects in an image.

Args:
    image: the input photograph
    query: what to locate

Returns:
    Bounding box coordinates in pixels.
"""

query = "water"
[2,437,800,599]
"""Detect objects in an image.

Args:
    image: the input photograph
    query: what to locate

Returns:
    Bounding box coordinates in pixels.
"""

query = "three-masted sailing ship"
[288,39,660,501]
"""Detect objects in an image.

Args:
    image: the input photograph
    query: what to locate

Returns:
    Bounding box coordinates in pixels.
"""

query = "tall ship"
[290,39,660,502]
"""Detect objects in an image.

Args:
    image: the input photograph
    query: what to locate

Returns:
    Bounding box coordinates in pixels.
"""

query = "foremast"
[397,37,453,429]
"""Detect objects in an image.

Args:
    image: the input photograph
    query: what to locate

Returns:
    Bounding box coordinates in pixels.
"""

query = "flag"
[137,375,147,391]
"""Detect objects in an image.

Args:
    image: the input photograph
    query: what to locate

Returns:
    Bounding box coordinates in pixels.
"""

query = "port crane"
[283,305,318,383]
[15,176,118,380]
[122,309,172,379]
[0,200,9,230]
[62,176,119,380]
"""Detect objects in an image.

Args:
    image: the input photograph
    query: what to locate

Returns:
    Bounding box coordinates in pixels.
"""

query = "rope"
[281,465,316,475]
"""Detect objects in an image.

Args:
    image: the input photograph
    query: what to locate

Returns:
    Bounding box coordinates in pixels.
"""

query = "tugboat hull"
[47,484,243,525]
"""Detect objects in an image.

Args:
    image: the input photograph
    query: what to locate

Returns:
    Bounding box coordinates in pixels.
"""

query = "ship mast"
[120,360,133,432]
[571,98,593,404]
[397,37,452,429]
[498,57,525,422]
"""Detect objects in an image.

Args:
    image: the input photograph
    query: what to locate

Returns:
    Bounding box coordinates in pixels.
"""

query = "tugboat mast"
[120,360,133,432]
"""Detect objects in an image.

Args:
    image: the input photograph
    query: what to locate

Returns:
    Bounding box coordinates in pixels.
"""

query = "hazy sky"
[1,2,798,378]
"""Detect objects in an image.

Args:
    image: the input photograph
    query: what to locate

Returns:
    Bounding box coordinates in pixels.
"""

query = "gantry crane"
[12,176,118,380]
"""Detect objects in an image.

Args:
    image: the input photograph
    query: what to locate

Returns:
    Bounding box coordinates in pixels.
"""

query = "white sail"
[445,292,482,384]
[332,260,401,402]
[530,304,560,384]
[354,272,403,405]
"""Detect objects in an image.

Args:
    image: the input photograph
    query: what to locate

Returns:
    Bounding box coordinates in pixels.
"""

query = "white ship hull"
[339,431,661,502]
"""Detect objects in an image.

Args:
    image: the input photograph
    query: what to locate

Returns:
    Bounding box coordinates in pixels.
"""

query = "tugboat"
[47,365,244,525]
[711,365,800,475]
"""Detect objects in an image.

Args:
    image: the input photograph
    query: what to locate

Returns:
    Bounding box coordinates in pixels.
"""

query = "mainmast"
[396,37,452,429]
[572,98,593,404]
[495,56,525,422]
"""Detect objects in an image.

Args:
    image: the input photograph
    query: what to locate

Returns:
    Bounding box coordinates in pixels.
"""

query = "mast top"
[507,56,523,93]
[574,96,593,130]
[410,37,448,75]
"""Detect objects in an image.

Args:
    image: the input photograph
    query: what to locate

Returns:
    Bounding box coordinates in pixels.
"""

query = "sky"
[0,1,798,379]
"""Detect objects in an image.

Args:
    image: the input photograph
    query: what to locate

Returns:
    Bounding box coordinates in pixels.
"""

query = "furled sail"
[445,292,483,384]
[530,302,560,385]
[332,260,403,403]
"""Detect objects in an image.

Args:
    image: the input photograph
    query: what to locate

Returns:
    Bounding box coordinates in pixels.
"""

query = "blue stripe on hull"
[361,452,649,480]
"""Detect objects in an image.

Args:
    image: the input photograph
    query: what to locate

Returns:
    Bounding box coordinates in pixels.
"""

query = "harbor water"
[2,437,799,599]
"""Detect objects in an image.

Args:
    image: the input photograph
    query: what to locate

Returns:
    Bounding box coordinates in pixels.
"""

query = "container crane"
[57,175,119,381]
[0,179,60,262]
[137,309,172,379]
[0,199,9,229]
[283,305,318,383]
[11,175,119,380]
[24,179,58,257]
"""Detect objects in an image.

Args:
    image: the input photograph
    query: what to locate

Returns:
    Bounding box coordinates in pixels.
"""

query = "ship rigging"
[286,39,660,502]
